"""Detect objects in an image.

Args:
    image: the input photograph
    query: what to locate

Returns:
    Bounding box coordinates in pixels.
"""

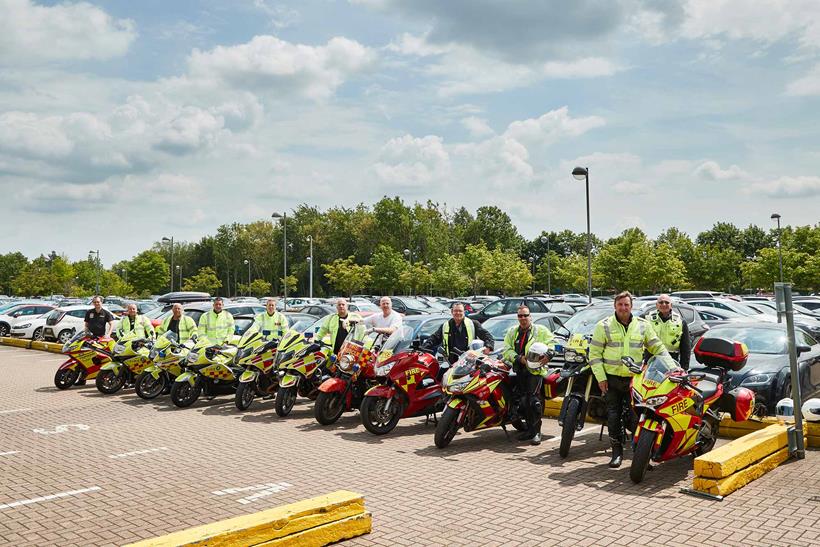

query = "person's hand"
[482,347,491,355]
[598,380,608,394]
[519,355,527,365]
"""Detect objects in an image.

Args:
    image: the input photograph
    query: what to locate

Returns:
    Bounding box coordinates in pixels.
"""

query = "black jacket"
[423,318,494,364]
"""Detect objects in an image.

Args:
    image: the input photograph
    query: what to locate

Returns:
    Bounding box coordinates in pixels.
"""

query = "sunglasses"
[517,314,530,318]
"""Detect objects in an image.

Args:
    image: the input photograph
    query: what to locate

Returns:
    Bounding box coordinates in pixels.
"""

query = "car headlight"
[644,395,668,407]
[375,363,394,376]
[113,343,126,353]
[17,323,32,329]
[187,351,199,364]
[741,373,774,386]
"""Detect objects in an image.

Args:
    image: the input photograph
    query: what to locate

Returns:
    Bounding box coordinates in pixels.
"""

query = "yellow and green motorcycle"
[95,332,153,394]
[234,325,281,411]
[170,336,239,408]
[134,331,193,400]
[273,329,331,417]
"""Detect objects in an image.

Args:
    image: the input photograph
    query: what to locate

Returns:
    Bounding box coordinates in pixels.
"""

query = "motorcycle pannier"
[693,337,748,371]
[717,386,755,422]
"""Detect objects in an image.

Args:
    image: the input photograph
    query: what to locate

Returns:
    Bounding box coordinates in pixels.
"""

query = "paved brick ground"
[0,345,818,547]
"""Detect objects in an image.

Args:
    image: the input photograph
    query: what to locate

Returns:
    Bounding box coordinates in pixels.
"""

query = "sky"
[1,0,819,266]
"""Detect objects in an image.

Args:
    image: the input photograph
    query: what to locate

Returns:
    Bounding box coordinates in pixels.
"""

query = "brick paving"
[0,345,818,547]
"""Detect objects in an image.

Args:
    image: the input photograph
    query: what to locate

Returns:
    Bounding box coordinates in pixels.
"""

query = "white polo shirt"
[364,311,403,331]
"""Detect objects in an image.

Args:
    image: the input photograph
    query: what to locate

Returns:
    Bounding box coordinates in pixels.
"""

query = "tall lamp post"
[272,212,288,309]
[528,256,536,293]
[176,265,182,290]
[771,213,784,283]
[540,235,551,295]
[243,259,251,295]
[572,166,592,304]
[89,250,100,295]
[307,235,314,299]
[162,236,174,292]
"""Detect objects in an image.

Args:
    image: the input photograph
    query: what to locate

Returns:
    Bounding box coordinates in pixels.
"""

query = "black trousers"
[605,374,632,444]
[515,365,543,434]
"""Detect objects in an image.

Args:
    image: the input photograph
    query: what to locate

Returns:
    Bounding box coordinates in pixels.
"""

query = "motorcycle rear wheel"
[314,391,345,425]
[630,430,656,484]
[95,370,125,394]
[360,396,401,435]
[434,406,460,448]
[54,368,79,390]
[235,382,256,411]
[275,386,296,417]
[135,372,165,400]
[559,397,581,458]
[171,379,201,408]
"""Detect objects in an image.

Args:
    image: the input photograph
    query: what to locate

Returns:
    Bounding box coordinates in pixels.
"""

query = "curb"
[0,337,62,353]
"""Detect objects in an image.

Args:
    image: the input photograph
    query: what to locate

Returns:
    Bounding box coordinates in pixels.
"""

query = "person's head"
[379,296,392,316]
[213,297,223,313]
[126,303,137,318]
[265,298,277,314]
[614,291,633,320]
[91,296,102,311]
[336,298,348,317]
[656,294,673,316]
[451,302,465,324]
[171,303,183,319]
[517,305,532,330]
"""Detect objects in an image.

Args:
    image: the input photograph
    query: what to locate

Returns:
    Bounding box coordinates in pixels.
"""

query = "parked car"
[689,298,774,323]
[9,314,50,340]
[469,297,568,324]
[43,306,96,343]
[385,313,450,354]
[388,296,433,316]
[694,307,751,327]
[794,298,820,313]
[744,302,820,339]
[670,290,727,300]
[481,313,567,347]
[691,323,820,414]
[0,303,57,337]
[298,304,335,318]
[283,313,322,333]
[156,291,212,305]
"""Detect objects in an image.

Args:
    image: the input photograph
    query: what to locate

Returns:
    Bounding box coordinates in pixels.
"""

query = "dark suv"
[469,297,557,324]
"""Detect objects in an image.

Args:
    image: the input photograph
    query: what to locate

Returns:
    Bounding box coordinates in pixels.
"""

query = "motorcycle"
[234,325,281,411]
[434,342,525,448]
[134,331,193,400]
[170,336,240,408]
[95,332,153,394]
[313,326,385,425]
[557,333,635,458]
[274,330,331,417]
[627,336,756,483]
[360,326,446,435]
[54,330,114,390]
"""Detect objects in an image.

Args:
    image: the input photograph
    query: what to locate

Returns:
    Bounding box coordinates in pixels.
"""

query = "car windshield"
[561,307,611,336]
[730,302,764,315]
[145,307,167,319]
[401,297,430,309]
[703,327,788,355]
[483,317,518,340]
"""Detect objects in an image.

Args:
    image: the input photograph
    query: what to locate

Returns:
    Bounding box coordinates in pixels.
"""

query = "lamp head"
[770,213,781,220]
[572,166,588,180]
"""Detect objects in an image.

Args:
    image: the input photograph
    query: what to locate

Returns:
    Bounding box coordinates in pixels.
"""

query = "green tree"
[398,263,433,295]
[182,267,222,294]
[279,275,298,295]
[323,257,373,296]
[128,251,169,296]
[552,253,602,294]
[596,228,650,291]
[481,249,532,295]
[432,255,470,296]
[12,255,75,296]
[0,252,28,295]
[250,279,272,297]
[463,206,524,251]
[696,222,742,254]
[690,245,743,291]
[370,245,407,294]
[460,243,492,294]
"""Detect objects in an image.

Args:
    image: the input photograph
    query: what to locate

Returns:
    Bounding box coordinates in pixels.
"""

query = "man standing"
[157,303,198,343]
[117,303,155,340]
[502,305,555,445]
[423,303,494,364]
[84,296,115,338]
[317,298,352,356]
[254,298,289,341]
[647,294,690,369]
[364,296,403,335]
[198,297,235,345]
[589,291,667,468]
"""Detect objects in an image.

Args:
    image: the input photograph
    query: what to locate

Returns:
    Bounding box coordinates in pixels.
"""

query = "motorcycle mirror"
[411,339,421,350]
[667,375,686,384]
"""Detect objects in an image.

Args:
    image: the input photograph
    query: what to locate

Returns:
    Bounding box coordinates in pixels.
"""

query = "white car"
[42,305,101,344]
[10,315,50,340]
[0,303,57,337]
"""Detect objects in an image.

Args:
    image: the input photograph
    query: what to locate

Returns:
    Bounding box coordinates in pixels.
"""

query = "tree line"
[2,198,818,298]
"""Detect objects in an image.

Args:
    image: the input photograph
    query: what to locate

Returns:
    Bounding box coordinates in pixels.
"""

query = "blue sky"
[1,0,819,265]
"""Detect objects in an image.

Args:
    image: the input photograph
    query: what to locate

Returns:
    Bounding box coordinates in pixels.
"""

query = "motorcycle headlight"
[338,355,354,372]
[644,395,668,407]
[149,348,159,360]
[375,363,394,376]
[446,374,470,394]
[187,351,199,364]
[564,350,576,361]
[741,373,774,387]
[113,343,126,354]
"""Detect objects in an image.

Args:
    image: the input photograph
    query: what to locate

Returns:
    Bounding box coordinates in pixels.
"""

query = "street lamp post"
[572,167,592,304]
[307,235,313,299]
[272,213,288,309]
[176,265,182,290]
[89,250,100,295]
[528,256,536,292]
[771,213,784,283]
[162,236,174,292]
[243,259,251,295]
[540,235,551,295]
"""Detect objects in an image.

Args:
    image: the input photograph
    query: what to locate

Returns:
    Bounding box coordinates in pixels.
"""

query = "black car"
[691,322,820,414]
[388,296,433,316]
[299,304,336,318]
[469,297,561,324]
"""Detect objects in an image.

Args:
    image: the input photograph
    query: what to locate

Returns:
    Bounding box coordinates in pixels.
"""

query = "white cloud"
[253,0,300,29]
[460,116,494,138]
[786,63,820,96]
[0,0,136,64]
[504,107,606,147]
[186,35,375,100]
[694,160,750,181]
[613,180,650,195]
[747,176,820,198]
[373,135,450,189]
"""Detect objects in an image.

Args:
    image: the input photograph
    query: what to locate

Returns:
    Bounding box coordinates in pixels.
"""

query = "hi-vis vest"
[117,314,155,339]
[501,324,555,371]
[588,315,665,382]
[158,315,198,342]
[442,318,475,357]
[198,310,235,345]
[253,311,288,340]
[648,310,684,353]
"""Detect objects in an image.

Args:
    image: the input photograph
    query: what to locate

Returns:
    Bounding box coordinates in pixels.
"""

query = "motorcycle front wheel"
[314,391,345,425]
[54,368,79,390]
[95,370,125,394]
[630,430,656,484]
[434,406,460,448]
[360,396,401,435]
[135,372,165,400]
[235,382,256,411]
[275,386,297,417]
[559,397,581,458]
[171,379,202,408]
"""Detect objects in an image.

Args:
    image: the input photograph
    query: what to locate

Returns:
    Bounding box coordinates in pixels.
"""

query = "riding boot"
[609,440,623,468]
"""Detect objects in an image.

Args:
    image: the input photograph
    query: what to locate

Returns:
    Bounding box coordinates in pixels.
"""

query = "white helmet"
[526,342,550,371]
[801,398,820,422]
[775,398,794,422]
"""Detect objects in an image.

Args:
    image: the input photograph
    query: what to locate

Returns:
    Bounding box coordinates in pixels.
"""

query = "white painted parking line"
[0,451,19,457]
[109,447,169,459]
[0,486,102,511]
[0,408,32,415]
[543,425,600,443]
[32,424,90,435]
[212,482,292,505]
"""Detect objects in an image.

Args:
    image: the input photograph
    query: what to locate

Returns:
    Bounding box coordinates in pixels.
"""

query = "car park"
[744,301,820,339]
[691,322,820,414]
[794,297,820,313]
[9,314,50,340]
[633,299,709,341]
[298,304,335,318]
[694,307,751,327]
[0,303,57,337]
[387,296,433,315]
[688,298,774,323]
[670,290,728,300]
[42,306,97,343]
[469,297,570,324]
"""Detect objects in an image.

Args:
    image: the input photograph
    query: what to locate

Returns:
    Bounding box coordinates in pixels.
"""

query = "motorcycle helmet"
[801,398,820,422]
[526,342,550,371]
[775,398,794,422]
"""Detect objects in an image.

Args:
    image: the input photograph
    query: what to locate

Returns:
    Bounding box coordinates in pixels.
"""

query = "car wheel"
[32,327,44,341]
[0,323,9,337]
[57,329,74,344]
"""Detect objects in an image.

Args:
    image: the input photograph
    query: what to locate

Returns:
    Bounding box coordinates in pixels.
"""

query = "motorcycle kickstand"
[425,412,438,426]
[501,423,511,441]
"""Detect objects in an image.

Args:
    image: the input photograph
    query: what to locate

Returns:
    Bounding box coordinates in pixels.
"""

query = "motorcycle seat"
[695,380,719,400]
